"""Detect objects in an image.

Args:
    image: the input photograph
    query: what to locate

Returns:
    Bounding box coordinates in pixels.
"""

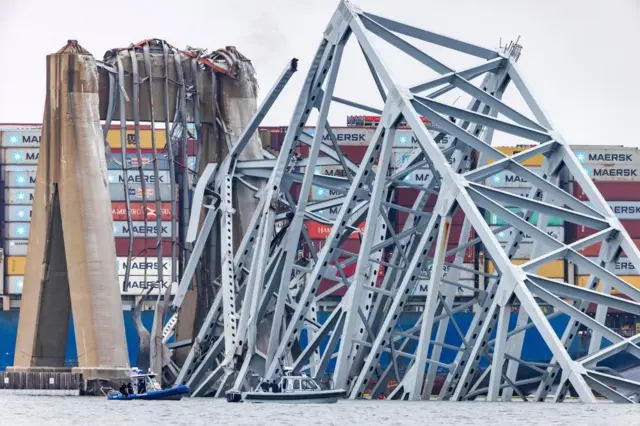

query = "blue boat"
[108,368,190,401]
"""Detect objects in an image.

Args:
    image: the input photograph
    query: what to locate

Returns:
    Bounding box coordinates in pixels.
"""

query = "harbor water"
[1,395,639,425]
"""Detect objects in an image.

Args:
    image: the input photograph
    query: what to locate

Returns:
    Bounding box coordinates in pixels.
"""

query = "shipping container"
[116,257,172,276]
[109,183,173,202]
[4,205,32,221]
[485,168,543,188]
[486,146,543,167]
[112,202,173,221]
[6,256,26,275]
[578,258,640,276]
[394,189,437,208]
[572,146,640,165]
[305,221,366,240]
[485,209,564,226]
[395,209,466,227]
[113,221,173,238]
[576,275,640,295]
[393,130,453,149]
[188,156,196,170]
[303,127,375,146]
[105,128,172,150]
[498,241,539,259]
[2,169,38,188]
[6,276,23,294]
[575,221,640,239]
[302,239,362,258]
[574,182,640,202]
[0,148,39,164]
[486,259,564,278]
[4,188,34,205]
[119,276,177,296]
[602,201,640,220]
[4,222,30,239]
[0,129,41,147]
[392,147,460,169]
[490,226,565,244]
[114,238,174,257]
[4,240,29,256]
[2,164,39,172]
[411,280,475,297]
[578,239,640,257]
[399,169,433,185]
[582,164,640,182]
[108,153,171,171]
[107,170,171,185]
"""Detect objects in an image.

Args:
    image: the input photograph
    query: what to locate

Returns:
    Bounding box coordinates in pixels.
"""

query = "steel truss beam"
[169,0,640,403]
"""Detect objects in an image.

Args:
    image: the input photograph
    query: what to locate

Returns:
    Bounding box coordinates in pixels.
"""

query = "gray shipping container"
[113,221,173,237]
[108,170,171,184]
[0,129,41,147]
[108,152,171,171]
[5,276,24,294]
[4,205,33,221]
[4,188,35,205]
[109,183,173,202]
[0,148,40,164]
[5,240,29,256]
[4,222,30,239]
[3,170,37,188]
[2,165,38,172]
[572,146,640,165]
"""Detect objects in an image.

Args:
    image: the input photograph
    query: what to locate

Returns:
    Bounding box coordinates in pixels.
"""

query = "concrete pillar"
[11,41,130,381]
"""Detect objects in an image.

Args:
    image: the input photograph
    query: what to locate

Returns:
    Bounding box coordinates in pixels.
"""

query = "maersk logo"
[14,225,27,236]
[15,191,28,202]
[314,187,327,197]
[583,166,591,176]
[15,208,28,219]
[593,168,637,177]
[16,279,24,291]
[7,134,20,145]
[490,173,503,185]
[307,129,316,136]
[575,151,587,163]
[576,151,634,163]
[397,134,411,146]
[403,174,412,184]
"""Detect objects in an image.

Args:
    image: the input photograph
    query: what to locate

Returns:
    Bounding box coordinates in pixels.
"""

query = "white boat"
[226,371,346,404]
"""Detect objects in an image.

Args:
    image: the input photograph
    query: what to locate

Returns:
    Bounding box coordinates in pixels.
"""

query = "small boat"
[227,370,346,404]
[108,368,191,401]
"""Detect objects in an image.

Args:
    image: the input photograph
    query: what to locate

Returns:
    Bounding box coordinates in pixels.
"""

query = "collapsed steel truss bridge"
[164,0,640,403]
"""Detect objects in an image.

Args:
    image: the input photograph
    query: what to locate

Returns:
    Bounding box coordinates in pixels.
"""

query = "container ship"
[1,117,639,384]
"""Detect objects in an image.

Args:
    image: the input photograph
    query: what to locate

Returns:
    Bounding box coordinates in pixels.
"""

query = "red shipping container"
[578,238,640,257]
[115,237,174,257]
[302,239,361,258]
[576,221,640,239]
[306,221,366,240]
[395,209,466,230]
[574,182,640,202]
[395,189,438,208]
[112,202,174,221]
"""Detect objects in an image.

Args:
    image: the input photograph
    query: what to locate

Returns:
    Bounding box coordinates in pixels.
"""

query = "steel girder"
[167,0,640,403]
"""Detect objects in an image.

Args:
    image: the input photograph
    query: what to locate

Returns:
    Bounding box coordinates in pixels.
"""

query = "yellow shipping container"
[486,146,544,167]
[106,129,168,150]
[487,259,564,278]
[576,275,640,295]
[6,256,26,276]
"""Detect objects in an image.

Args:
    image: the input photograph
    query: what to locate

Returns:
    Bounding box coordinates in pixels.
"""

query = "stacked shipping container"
[571,146,640,295]
[0,124,197,296]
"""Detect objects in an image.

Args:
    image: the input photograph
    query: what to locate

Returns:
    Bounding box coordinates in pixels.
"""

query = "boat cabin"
[279,375,321,392]
[129,368,161,395]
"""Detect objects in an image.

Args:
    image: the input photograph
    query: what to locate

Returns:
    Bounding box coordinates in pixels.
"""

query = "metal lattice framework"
[166,0,640,402]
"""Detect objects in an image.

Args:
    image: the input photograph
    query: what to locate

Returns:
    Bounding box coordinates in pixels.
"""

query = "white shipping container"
[1,148,40,164]
[485,168,543,188]
[6,276,23,294]
[116,257,172,276]
[4,188,35,205]
[109,183,173,202]
[582,164,640,182]
[393,129,454,148]
[119,276,177,296]
[579,259,640,276]
[411,280,475,297]
[2,165,39,172]
[4,205,33,221]
[309,165,372,201]
[304,127,375,146]
[4,222,30,239]
[3,170,37,188]
[490,226,565,244]
[573,146,640,165]
[107,170,171,185]
[5,240,29,256]
[0,129,42,147]
[113,221,173,237]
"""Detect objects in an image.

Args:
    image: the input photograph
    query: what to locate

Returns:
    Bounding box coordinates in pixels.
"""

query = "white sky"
[0,0,638,146]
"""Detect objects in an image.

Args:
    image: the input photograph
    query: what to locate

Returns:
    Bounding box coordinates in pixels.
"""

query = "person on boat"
[138,378,147,394]
[270,380,280,393]
[126,382,133,396]
[260,380,270,392]
[119,383,128,396]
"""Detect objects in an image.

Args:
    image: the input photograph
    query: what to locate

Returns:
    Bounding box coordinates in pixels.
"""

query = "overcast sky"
[0,0,638,147]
